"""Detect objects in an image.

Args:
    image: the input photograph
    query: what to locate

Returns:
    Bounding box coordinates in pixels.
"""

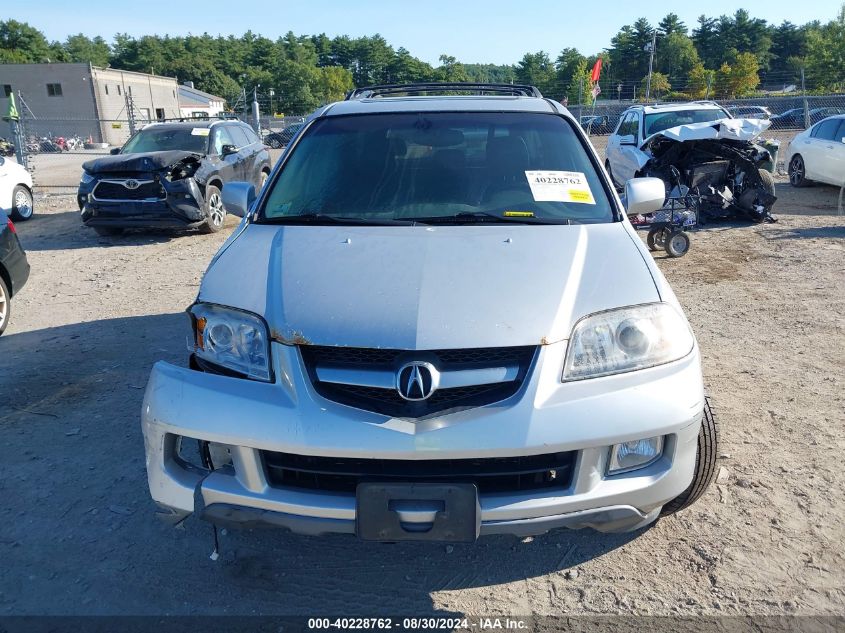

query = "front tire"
[661,396,720,515]
[10,186,33,221]
[201,184,226,234]
[758,168,776,197]
[788,154,810,187]
[0,275,9,336]
[664,230,691,258]
[605,160,620,190]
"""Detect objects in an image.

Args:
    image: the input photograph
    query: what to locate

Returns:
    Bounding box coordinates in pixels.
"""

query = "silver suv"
[142,83,719,542]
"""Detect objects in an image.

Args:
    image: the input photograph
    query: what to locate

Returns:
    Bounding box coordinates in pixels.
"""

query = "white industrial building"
[178,82,226,119]
[0,63,182,146]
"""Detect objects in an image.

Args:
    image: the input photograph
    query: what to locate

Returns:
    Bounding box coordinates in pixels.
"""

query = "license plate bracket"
[356,482,480,542]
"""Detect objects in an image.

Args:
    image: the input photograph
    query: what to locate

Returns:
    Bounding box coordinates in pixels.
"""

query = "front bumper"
[79,178,206,229]
[142,341,704,538]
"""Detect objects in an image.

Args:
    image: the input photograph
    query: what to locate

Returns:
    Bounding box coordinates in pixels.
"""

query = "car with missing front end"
[142,83,719,543]
[78,120,271,236]
[606,102,777,223]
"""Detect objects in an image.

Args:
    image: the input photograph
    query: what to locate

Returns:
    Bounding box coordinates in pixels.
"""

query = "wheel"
[646,228,660,251]
[661,396,720,515]
[10,186,33,221]
[605,160,620,190]
[758,168,776,197]
[0,275,9,336]
[664,230,691,258]
[200,184,226,233]
[93,226,123,237]
[788,154,810,187]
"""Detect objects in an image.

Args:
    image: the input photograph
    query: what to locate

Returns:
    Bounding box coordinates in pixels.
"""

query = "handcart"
[628,168,700,258]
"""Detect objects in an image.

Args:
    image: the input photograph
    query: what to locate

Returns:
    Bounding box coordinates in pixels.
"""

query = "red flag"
[590,58,603,83]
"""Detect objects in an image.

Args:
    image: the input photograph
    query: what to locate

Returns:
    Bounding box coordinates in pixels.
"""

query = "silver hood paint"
[198,223,659,349]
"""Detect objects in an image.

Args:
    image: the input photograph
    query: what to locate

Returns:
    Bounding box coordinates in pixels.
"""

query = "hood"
[82,150,199,174]
[643,117,771,149]
[199,223,660,350]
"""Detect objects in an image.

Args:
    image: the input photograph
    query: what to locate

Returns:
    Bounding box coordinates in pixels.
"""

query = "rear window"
[260,112,615,224]
[644,108,729,137]
[121,126,208,154]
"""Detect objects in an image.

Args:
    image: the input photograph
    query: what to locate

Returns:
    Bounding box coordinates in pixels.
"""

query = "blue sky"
[6,0,843,65]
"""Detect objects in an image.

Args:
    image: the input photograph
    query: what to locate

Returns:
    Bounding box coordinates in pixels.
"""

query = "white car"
[786,115,845,187]
[605,102,731,186]
[0,156,34,221]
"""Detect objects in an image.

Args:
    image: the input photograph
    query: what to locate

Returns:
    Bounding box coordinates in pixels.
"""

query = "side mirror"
[110,147,121,155]
[220,181,256,218]
[623,177,666,216]
[619,134,637,146]
[221,144,238,156]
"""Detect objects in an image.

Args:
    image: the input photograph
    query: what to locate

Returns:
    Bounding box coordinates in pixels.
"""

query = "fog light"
[608,436,664,474]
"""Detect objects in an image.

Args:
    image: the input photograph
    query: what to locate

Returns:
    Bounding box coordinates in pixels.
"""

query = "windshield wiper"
[260,213,415,226]
[405,212,574,225]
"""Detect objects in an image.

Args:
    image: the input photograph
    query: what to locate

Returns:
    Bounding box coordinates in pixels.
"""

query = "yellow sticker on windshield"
[191,128,210,136]
[524,171,596,204]
[504,211,535,217]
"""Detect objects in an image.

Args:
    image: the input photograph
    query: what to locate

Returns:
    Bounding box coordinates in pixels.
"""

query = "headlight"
[608,436,664,474]
[188,303,271,381]
[562,303,693,381]
[80,171,94,185]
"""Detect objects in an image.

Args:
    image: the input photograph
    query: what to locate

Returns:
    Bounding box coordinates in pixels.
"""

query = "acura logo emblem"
[396,361,439,401]
[124,179,140,190]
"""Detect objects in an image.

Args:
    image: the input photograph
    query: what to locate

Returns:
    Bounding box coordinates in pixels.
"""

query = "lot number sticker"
[525,171,595,204]
[191,128,210,136]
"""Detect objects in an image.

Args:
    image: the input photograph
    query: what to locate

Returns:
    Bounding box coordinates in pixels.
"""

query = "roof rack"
[345,83,543,100]
[152,114,240,123]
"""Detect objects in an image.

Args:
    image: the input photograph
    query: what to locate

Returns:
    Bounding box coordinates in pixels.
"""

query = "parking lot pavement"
[1,193,843,616]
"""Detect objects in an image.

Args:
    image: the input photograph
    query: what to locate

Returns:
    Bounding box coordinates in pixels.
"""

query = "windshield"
[259,112,615,225]
[121,126,209,154]
[644,108,729,137]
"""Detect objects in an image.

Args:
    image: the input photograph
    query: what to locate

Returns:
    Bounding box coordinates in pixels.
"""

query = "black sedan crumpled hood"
[82,151,200,174]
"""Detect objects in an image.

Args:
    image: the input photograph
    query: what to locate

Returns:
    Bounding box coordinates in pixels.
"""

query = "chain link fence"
[5,89,844,194]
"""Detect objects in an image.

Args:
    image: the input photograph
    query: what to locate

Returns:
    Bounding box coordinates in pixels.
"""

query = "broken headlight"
[562,303,694,381]
[188,303,271,382]
[168,159,199,181]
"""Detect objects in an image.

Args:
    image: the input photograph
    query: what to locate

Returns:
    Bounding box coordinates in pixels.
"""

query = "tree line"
[0,6,843,114]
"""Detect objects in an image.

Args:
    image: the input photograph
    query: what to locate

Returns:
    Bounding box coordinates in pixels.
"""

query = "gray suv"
[141,83,718,542]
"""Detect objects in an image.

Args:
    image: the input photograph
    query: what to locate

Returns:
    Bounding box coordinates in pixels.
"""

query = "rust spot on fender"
[271,329,312,346]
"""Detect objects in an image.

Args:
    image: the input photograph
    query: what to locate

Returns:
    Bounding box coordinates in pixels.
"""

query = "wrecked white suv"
[142,83,719,542]
[606,101,777,223]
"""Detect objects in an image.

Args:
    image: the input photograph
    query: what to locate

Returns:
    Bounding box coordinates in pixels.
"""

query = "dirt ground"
[1,182,843,617]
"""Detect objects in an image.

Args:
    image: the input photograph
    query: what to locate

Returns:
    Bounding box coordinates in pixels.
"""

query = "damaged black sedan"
[78,121,271,236]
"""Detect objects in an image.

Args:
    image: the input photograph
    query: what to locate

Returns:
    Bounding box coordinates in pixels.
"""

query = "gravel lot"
[1,181,843,617]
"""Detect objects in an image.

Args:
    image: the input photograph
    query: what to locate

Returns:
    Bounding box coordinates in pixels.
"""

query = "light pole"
[644,30,657,104]
[269,89,275,116]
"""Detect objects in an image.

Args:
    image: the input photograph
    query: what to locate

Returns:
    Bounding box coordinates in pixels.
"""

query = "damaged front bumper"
[141,342,705,539]
[639,118,778,222]
[79,177,207,229]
